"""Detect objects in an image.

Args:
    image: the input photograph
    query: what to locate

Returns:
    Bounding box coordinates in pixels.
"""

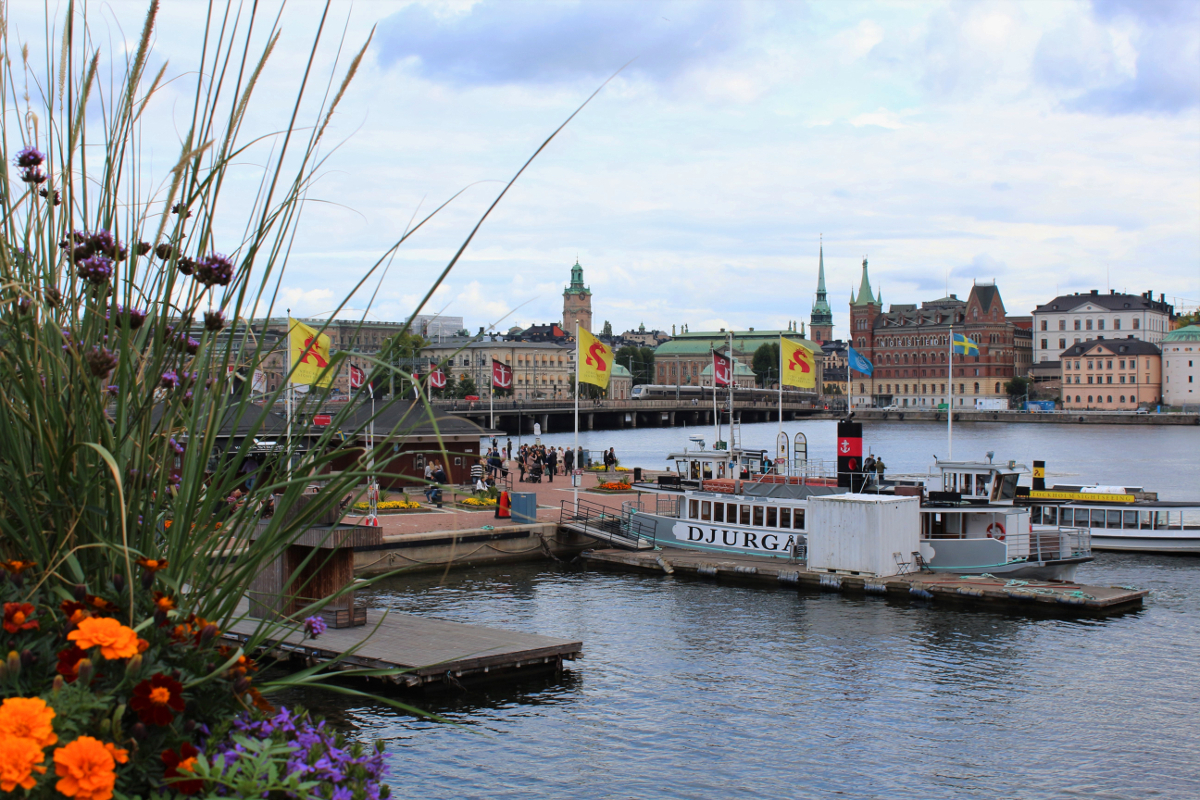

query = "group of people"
[422,459,448,501]
[863,454,887,481]
[516,443,577,483]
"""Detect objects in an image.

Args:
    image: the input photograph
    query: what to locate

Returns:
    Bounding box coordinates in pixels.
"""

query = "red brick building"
[847,259,1018,408]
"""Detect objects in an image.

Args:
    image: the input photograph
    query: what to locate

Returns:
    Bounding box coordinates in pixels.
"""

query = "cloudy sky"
[15,0,1200,335]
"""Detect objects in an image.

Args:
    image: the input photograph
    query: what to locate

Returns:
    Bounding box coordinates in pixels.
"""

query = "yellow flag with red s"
[781,336,816,389]
[577,326,613,389]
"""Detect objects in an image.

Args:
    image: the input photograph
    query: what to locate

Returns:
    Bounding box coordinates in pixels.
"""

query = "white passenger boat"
[605,445,1092,581]
[1022,482,1200,555]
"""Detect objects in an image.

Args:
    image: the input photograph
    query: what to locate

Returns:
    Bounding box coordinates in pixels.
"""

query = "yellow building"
[1060,338,1161,410]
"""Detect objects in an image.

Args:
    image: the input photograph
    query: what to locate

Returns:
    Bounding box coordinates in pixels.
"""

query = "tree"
[369,329,429,398]
[614,345,656,385]
[455,375,479,398]
[1005,376,1031,400]
[601,320,613,338]
[752,343,780,387]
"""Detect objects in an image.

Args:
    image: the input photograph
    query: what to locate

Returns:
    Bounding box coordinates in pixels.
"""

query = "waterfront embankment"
[853,409,1200,425]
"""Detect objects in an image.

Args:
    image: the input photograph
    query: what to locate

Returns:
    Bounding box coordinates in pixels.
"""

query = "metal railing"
[559,498,657,547]
[621,495,681,519]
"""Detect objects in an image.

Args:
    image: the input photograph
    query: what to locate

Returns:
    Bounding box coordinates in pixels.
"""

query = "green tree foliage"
[1004,376,1031,399]
[369,329,429,397]
[455,375,479,398]
[752,343,780,387]
[614,345,656,385]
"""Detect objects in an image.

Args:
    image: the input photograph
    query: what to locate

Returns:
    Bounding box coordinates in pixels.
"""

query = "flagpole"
[286,309,293,482]
[948,325,954,460]
[573,319,580,513]
[778,336,783,475]
[727,331,734,450]
[712,350,719,449]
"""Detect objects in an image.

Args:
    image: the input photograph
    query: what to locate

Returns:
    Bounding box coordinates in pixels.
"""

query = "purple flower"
[184,337,200,355]
[160,370,179,389]
[169,437,184,455]
[195,253,234,287]
[303,616,326,639]
[19,166,46,184]
[76,255,113,285]
[106,385,120,397]
[113,305,147,329]
[181,390,194,406]
[176,255,195,275]
[14,146,44,168]
[204,310,225,332]
[85,347,118,378]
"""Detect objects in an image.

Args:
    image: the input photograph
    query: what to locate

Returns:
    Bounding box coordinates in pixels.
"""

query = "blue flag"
[847,346,873,376]
[952,332,979,356]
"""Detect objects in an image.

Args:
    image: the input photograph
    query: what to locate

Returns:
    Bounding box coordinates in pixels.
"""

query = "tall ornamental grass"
[0,0,600,796]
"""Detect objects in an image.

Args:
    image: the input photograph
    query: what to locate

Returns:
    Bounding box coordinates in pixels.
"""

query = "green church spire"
[851,257,876,306]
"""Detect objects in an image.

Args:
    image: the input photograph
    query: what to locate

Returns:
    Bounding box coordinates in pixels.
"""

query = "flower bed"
[456,496,498,508]
[591,481,636,493]
[351,500,423,512]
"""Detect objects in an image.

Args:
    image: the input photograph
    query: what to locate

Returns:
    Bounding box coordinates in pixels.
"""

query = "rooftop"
[1061,338,1162,358]
[1034,290,1173,315]
[1163,324,1200,342]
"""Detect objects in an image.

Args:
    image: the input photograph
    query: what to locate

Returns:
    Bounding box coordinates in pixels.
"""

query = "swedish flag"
[952,332,979,356]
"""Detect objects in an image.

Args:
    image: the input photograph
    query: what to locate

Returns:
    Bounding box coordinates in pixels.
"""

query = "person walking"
[547,447,557,483]
[470,457,486,488]
[874,456,887,483]
[563,446,575,474]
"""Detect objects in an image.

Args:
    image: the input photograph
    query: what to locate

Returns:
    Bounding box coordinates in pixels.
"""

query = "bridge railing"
[559,498,657,546]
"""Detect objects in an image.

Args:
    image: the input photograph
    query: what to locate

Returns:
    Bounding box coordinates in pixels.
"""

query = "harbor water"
[296,422,1200,799]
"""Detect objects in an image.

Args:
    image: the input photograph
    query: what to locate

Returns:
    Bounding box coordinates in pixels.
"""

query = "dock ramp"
[559,499,655,550]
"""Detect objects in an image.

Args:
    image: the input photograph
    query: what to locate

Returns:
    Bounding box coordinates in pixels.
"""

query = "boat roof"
[935,458,1028,474]
[666,448,766,460]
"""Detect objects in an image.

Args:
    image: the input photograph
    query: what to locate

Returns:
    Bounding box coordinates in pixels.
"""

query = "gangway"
[559,499,656,550]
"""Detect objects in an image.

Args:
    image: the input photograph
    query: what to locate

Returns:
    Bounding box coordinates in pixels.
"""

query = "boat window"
[752,506,764,527]
[1106,510,1121,529]
[1169,511,1179,529]
[690,462,700,480]
[780,508,791,528]
[1091,509,1107,528]
[1031,506,1042,524]
[701,501,711,521]
[977,475,989,496]
[1044,506,1058,525]
[728,503,738,523]
[1060,508,1073,526]
[714,503,724,523]
[739,505,751,526]
[703,462,713,480]
[766,507,778,527]
[1140,511,1153,529]
[997,474,1018,501]
[1154,512,1166,530]
[689,499,699,519]
[793,509,806,530]
[1123,511,1138,529]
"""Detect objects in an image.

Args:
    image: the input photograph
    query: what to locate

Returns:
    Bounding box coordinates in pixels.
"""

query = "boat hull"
[634,512,804,559]
[925,557,1088,582]
[1088,534,1200,555]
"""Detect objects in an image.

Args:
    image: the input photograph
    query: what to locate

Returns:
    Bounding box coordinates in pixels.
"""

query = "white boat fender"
[909,585,934,600]
[697,564,718,577]
[778,571,800,585]
[956,587,984,598]
[734,565,758,576]
[864,580,888,594]
[819,574,842,591]
[654,555,674,575]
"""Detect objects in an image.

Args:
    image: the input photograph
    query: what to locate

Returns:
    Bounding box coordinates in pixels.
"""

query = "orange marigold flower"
[137,637,150,654]
[135,557,168,572]
[67,617,139,660]
[227,654,257,677]
[54,737,123,800]
[1,560,36,574]
[3,602,38,634]
[152,591,176,612]
[0,697,57,748]
[0,734,47,791]
[130,673,185,726]
[87,596,115,613]
[60,601,91,624]
[161,743,203,795]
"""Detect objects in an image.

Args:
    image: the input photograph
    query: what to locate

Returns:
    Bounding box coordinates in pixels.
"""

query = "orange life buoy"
[987,522,1006,540]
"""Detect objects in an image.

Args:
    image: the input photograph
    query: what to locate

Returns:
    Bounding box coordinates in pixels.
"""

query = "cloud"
[1034,0,1200,114]
[950,253,1008,281]
[375,0,751,86]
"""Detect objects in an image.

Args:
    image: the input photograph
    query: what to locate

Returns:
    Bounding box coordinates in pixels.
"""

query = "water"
[299,422,1200,799]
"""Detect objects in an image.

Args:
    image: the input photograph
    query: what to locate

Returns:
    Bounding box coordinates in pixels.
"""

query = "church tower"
[848,257,881,404]
[562,259,593,337]
[809,242,834,344]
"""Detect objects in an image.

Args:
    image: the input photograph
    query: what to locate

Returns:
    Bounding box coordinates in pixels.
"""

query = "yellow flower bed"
[352,500,421,511]
[460,496,498,506]
[614,466,630,472]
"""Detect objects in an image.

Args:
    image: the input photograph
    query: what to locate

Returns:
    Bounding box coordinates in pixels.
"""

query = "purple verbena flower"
[303,616,326,639]
[195,253,234,287]
[160,370,179,390]
[113,305,148,329]
[204,310,225,332]
[85,347,118,378]
[19,166,47,184]
[76,254,113,285]
[169,437,185,455]
[14,146,44,168]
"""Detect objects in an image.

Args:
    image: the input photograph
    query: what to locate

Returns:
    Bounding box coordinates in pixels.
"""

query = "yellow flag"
[577,326,614,389]
[289,317,335,387]
[780,336,816,389]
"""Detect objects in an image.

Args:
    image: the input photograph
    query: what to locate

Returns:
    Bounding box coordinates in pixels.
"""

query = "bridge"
[429,397,845,435]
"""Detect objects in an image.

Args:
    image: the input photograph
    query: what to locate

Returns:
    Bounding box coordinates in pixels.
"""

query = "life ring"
[987,522,1006,540]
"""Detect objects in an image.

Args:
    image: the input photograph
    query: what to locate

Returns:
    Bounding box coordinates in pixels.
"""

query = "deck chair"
[911,551,928,572]
[893,551,913,575]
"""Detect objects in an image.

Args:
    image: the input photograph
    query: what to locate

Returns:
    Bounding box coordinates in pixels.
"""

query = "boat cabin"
[934,457,1022,504]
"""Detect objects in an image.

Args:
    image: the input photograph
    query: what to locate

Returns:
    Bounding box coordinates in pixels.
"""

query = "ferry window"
[1044,506,1057,525]
[1031,506,1042,524]
[793,509,806,529]
[690,462,700,480]
[766,507,778,527]
[701,501,712,521]
[1106,510,1121,529]
[1061,508,1074,526]
[1123,511,1138,529]
[780,508,791,528]
[714,503,724,523]
[703,462,713,480]
[752,506,764,527]
[728,503,738,523]
[1091,509,1106,528]
[1140,511,1153,529]
[740,505,751,526]
[997,474,1018,501]
[689,499,699,519]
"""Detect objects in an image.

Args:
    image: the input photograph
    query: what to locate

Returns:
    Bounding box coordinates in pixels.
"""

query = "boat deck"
[583,548,1147,615]
[223,600,582,687]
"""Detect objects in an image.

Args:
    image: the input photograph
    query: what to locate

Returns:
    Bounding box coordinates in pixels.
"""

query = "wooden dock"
[223,602,582,688]
[583,548,1148,615]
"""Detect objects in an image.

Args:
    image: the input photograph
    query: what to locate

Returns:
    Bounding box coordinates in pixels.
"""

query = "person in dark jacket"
[546,447,557,483]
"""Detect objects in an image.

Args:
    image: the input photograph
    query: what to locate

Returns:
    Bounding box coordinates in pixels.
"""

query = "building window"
[1114,319,1121,330]
[973,382,979,394]
[1120,396,1125,403]
[1041,339,1048,349]
[1075,320,1081,330]
[1059,320,1066,330]
[1060,338,1066,349]
[1040,320,1047,331]
[1088,395,1093,403]
[1098,319,1105,330]
[995,382,1000,393]
[1133,318,1140,329]
[1107,395,1113,403]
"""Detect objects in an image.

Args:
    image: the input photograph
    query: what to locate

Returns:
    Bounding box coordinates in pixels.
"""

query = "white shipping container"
[974,398,1009,410]
[807,495,921,577]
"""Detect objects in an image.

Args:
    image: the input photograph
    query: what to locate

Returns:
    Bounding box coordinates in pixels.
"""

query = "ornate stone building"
[847,259,1018,408]
[809,243,834,345]
[562,259,593,337]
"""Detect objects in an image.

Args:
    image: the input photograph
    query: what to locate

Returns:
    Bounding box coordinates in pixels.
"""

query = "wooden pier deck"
[583,548,1148,615]
[223,602,582,687]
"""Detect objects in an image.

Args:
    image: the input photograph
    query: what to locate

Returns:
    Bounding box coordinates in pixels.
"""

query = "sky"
[11,0,1200,336]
